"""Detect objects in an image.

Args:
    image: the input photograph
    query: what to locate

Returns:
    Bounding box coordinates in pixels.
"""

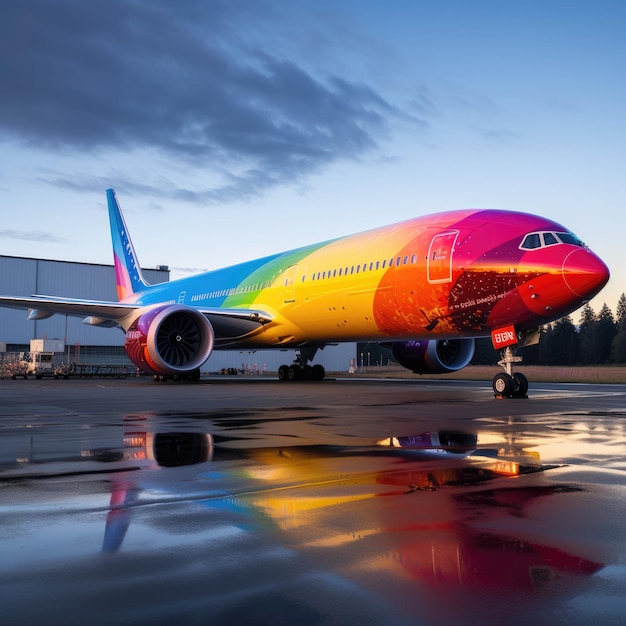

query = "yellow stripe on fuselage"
[251,220,421,343]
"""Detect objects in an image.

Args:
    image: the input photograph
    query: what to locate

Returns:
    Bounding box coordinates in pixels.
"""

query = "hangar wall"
[0,255,357,372]
[0,255,169,348]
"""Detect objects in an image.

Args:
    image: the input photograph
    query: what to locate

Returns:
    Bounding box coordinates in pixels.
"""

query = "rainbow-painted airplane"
[0,189,609,396]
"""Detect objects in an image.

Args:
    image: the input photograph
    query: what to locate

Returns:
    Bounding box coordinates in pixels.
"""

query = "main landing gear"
[492,345,528,399]
[278,347,326,382]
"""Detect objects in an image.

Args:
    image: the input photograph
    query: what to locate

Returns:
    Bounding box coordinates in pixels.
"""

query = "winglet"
[106,189,150,301]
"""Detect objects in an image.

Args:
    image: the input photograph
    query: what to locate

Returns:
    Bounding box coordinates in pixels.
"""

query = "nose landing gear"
[491,328,539,399]
[493,348,528,399]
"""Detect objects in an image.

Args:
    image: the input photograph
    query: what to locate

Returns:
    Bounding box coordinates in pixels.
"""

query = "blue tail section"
[106,189,150,300]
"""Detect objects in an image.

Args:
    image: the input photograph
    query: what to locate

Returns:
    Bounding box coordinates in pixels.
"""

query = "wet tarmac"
[1,376,625,625]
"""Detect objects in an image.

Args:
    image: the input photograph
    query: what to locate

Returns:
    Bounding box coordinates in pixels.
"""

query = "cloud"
[481,128,520,145]
[170,267,210,276]
[0,229,67,243]
[1,1,420,202]
[39,170,290,205]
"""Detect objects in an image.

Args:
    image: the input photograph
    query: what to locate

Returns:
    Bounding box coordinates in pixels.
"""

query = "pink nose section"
[562,249,610,298]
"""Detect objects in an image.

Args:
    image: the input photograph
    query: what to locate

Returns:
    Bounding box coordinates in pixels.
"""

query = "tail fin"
[106,189,150,301]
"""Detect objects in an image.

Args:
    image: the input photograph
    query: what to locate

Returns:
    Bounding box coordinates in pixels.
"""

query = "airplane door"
[427,231,459,284]
[281,265,298,303]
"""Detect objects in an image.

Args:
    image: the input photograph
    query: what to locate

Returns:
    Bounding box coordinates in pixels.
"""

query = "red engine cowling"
[391,338,475,374]
[125,305,214,375]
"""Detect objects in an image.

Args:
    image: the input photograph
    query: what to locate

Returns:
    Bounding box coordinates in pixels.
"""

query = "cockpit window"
[520,230,585,251]
[543,232,558,246]
[520,233,542,250]
[556,232,585,246]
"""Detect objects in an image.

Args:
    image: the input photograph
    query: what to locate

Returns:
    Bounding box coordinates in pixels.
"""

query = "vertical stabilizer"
[106,189,150,301]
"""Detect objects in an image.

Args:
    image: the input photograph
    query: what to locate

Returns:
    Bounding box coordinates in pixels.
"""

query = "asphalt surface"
[1,375,625,625]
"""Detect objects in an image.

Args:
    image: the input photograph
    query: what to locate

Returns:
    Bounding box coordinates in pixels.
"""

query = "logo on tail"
[107,189,150,301]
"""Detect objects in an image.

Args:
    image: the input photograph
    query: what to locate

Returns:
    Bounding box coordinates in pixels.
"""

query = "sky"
[1,0,624,316]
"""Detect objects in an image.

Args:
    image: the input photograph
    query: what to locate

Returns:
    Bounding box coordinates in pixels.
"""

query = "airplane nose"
[562,248,610,299]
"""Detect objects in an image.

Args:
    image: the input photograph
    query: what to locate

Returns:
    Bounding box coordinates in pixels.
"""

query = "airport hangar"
[0,255,358,373]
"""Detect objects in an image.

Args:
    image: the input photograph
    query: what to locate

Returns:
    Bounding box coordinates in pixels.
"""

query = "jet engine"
[124,305,214,375]
[391,338,475,374]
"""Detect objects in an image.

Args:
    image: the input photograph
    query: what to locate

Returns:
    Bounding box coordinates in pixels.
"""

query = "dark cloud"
[1,1,419,202]
[40,170,287,206]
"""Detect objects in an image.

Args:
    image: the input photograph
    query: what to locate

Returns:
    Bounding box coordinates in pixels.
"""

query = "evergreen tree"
[611,293,626,363]
[596,303,617,363]
[551,315,577,365]
[471,337,498,365]
[577,304,600,364]
[616,293,626,328]
[611,325,626,363]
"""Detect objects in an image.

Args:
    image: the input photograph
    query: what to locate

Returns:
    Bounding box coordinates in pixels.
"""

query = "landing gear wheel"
[493,372,514,397]
[512,372,528,398]
[287,365,301,381]
[311,364,326,381]
[277,347,326,382]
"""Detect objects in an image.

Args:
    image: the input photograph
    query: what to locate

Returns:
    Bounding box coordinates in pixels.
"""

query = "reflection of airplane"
[0,190,609,395]
[377,431,479,456]
[373,484,602,598]
[1,415,601,603]
[96,427,603,604]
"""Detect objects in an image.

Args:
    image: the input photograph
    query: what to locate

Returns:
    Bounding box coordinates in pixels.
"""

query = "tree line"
[473,293,626,366]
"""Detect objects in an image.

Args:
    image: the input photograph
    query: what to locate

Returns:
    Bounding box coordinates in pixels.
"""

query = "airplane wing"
[0,295,273,337]
[0,295,135,322]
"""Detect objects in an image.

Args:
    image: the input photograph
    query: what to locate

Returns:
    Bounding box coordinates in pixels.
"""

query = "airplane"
[0,189,610,397]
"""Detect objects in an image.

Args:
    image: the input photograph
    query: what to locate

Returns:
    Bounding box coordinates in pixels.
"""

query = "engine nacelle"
[391,338,475,374]
[125,305,214,375]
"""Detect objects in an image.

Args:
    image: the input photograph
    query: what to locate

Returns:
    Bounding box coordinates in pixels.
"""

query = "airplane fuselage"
[124,208,608,348]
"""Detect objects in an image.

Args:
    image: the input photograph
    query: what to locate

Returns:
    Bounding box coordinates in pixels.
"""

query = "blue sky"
[1,0,624,315]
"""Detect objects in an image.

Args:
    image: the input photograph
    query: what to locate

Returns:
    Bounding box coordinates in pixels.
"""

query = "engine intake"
[125,305,214,375]
[392,338,475,374]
